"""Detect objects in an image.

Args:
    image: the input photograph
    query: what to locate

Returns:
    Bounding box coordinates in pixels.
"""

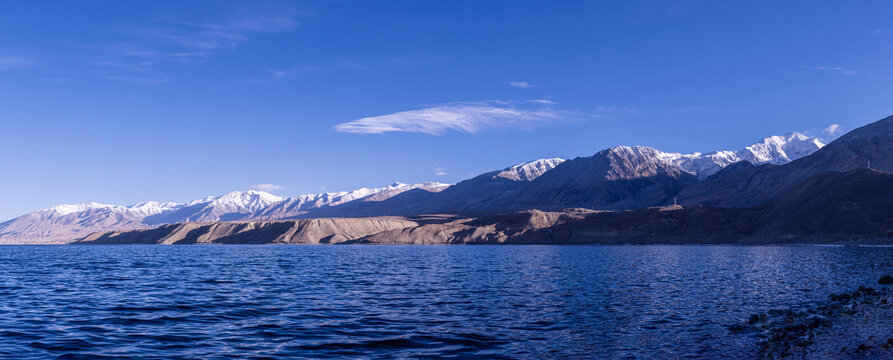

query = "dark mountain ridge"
[79,168,893,245]
[9,115,893,244]
[678,115,893,207]
[295,145,701,218]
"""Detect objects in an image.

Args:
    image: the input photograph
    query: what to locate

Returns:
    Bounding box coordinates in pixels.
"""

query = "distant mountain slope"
[316,158,570,217]
[0,206,147,244]
[0,183,448,244]
[0,128,832,244]
[754,169,893,236]
[78,169,893,245]
[495,158,566,181]
[678,115,893,207]
[144,190,285,224]
[0,190,284,244]
[252,182,450,220]
[664,132,824,179]
[503,146,699,210]
[549,168,893,243]
[337,133,823,215]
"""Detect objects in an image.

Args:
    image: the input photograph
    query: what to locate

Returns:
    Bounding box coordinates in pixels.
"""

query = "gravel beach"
[739,275,893,359]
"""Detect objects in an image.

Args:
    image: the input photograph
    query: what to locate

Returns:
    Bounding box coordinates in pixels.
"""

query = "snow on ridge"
[46,202,116,216]
[0,183,457,242]
[623,132,826,179]
[209,190,284,210]
[743,132,825,165]
[287,181,453,209]
[27,190,283,221]
[2,131,824,242]
[496,158,566,181]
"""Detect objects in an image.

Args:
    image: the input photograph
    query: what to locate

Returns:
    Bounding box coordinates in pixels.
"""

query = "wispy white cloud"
[823,124,842,135]
[802,66,858,75]
[334,100,564,135]
[433,168,448,176]
[133,16,299,60]
[251,183,285,192]
[87,15,300,83]
[0,55,34,71]
[506,81,534,88]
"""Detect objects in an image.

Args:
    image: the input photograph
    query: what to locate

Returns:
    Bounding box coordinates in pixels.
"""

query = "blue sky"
[2,0,892,220]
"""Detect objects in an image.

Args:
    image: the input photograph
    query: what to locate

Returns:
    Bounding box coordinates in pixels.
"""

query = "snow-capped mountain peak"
[496,158,566,181]
[611,133,825,180]
[38,200,181,219]
[45,202,115,216]
[205,190,284,213]
[0,131,825,244]
[743,132,825,165]
[122,201,181,218]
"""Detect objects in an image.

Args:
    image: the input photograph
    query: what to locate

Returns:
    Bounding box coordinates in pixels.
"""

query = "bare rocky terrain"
[77,169,893,245]
[78,216,424,244]
[7,115,893,245]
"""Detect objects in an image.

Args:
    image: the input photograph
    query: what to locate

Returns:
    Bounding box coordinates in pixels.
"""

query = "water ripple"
[0,245,891,359]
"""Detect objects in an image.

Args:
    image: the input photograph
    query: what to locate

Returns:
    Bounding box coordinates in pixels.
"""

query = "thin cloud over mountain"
[824,124,842,135]
[251,183,285,192]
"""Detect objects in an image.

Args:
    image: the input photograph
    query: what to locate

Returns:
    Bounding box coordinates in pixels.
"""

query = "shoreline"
[2,242,893,246]
[738,276,893,359]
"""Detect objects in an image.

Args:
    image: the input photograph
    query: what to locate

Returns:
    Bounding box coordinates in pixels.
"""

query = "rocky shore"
[737,276,893,359]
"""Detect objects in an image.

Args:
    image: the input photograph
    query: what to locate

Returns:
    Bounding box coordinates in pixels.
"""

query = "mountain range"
[8,123,887,244]
[0,183,448,243]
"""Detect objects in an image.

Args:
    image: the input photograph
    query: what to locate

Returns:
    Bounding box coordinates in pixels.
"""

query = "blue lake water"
[1,245,892,359]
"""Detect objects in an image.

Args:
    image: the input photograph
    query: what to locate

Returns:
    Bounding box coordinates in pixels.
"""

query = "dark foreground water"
[1,245,892,359]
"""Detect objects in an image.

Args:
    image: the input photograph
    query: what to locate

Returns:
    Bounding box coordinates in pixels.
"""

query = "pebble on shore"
[738,275,893,359]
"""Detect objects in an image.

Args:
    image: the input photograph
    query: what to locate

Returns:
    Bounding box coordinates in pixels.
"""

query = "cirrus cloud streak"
[333,101,564,135]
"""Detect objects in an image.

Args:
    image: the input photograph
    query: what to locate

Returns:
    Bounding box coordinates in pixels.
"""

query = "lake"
[1,245,891,359]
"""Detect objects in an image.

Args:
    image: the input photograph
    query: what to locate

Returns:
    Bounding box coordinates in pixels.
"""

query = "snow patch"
[620,132,825,179]
[496,158,566,181]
